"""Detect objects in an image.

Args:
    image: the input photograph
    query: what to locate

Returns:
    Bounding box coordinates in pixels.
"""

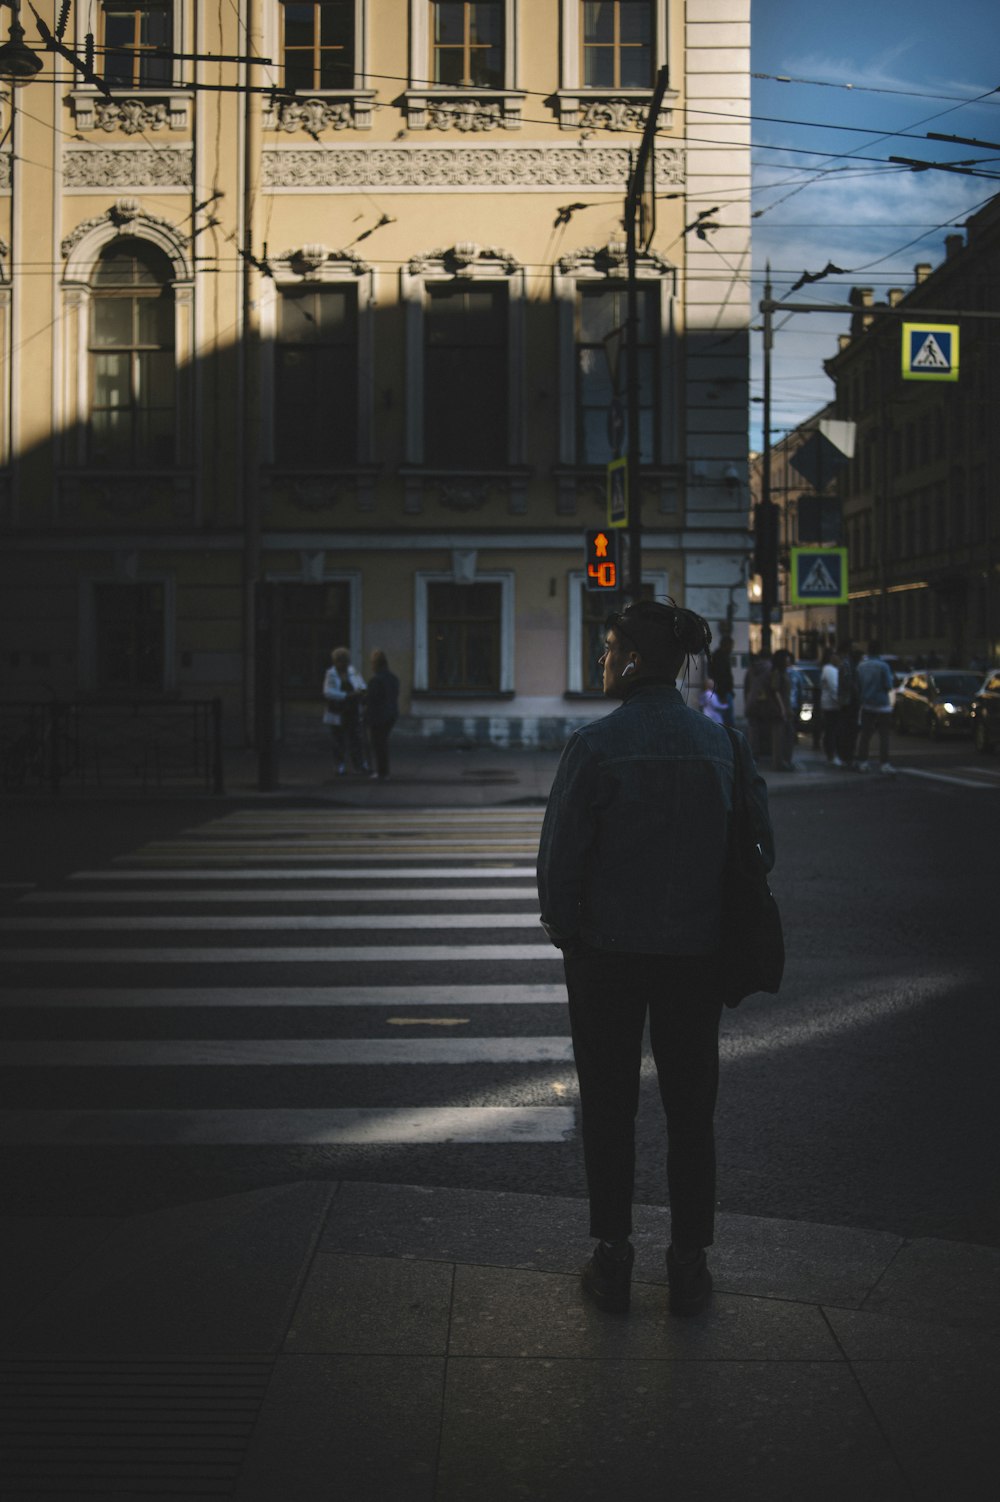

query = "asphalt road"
[1,738,997,1249]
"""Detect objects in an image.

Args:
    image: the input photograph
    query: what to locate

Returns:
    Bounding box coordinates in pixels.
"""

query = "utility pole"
[625,64,670,603]
[757,264,778,654]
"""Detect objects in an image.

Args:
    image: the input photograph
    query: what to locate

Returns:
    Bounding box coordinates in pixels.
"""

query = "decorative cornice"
[64,146,193,189]
[408,243,520,276]
[404,90,525,132]
[557,241,675,275]
[263,144,684,190]
[557,90,677,133]
[61,201,184,260]
[275,245,371,276]
[262,90,376,133]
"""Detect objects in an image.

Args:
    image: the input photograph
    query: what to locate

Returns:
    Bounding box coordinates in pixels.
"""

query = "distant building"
[823,195,1000,671]
[748,404,842,661]
[1,1,753,748]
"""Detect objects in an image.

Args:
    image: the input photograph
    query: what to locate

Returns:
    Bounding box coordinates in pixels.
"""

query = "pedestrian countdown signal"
[584,529,619,592]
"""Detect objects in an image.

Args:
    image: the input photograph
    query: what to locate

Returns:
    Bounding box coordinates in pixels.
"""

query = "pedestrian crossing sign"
[902,322,959,382]
[789,547,848,605]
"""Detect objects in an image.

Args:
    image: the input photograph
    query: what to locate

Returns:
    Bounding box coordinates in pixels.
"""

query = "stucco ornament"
[63,147,193,189]
[60,203,185,261]
[263,145,683,190]
[276,99,354,135]
[277,246,371,277]
[95,101,170,134]
[407,244,520,276]
[425,100,503,132]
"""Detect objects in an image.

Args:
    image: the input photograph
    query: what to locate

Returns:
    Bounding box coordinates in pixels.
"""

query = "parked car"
[892,670,982,738]
[970,670,1000,754]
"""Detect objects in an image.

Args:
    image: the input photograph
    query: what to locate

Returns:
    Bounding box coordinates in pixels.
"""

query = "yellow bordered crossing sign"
[790,548,849,606]
[606,456,628,528]
[902,323,959,382]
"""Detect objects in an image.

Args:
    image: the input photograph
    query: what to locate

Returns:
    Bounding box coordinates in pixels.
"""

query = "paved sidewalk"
[224,733,850,807]
[3,1180,997,1499]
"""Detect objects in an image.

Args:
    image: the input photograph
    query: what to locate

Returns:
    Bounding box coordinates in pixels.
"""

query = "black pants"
[563,949,724,1250]
[369,722,393,778]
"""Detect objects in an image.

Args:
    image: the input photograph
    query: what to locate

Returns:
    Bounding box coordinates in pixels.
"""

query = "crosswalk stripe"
[0,1106,576,1146]
[0,984,565,1008]
[68,867,538,881]
[19,886,539,906]
[1,944,556,964]
[2,913,541,932]
[4,1037,575,1066]
[1,804,575,1154]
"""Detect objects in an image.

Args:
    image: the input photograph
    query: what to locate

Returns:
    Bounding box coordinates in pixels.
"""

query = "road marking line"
[2,912,541,932]
[897,767,999,789]
[0,944,557,964]
[3,1036,575,1066]
[0,1106,577,1145]
[20,885,539,906]
[0,984,566,1008]
[69,867,538,881]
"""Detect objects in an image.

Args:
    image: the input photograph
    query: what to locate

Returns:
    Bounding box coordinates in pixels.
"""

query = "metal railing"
[0,699,224,795]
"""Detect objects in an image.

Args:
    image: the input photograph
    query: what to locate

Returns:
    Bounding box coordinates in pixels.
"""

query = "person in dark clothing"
[537,599,774,1319]
[364,649,400,781]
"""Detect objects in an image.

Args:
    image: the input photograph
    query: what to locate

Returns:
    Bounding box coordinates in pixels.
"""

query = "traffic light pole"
[759,265,776,655]
[625,66,670,604]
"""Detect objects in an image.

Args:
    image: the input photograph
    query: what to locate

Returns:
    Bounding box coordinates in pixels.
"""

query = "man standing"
[537,600,774,1318]
[855,641,897,775]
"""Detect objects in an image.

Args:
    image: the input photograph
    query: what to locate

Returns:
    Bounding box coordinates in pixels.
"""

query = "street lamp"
[0,3,42,84]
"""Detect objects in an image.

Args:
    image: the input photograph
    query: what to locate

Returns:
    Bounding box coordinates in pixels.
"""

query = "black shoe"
[581,1241,634,1313]
[666,1246,712,1317]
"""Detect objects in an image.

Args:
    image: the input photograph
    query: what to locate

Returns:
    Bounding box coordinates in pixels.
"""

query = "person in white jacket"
[322,646,369,775]
[819,646,841,764]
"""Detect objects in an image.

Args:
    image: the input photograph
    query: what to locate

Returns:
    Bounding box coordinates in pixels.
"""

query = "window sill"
[563,690,606,700]
[69,89,192,133]
[403,89,526,132]
[556,88,677,132]
[263,90,377,133]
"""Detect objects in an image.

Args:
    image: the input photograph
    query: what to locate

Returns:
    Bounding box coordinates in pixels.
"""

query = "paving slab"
[7,1181,334,1357]
[448,1263,841,1362]
[322,1182,904,1307]
[436,1357,911,1502]
[711,1210,904,1308]
[824,1305,999,1498]
[283,1253,453,1355]
[0,1215,120,1323]
[860,1236,1000,1330]
[234,1354,443,1502]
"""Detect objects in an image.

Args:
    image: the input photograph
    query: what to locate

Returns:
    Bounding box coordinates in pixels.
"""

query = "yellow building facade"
[1,0,751,749]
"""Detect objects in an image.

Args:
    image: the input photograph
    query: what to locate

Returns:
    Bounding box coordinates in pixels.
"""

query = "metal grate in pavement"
[0,1358,272,1497]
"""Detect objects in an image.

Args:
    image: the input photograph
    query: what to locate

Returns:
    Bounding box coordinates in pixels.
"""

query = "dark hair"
[371,648,389,672]
[868,639,881,656]
[611,599,712,677]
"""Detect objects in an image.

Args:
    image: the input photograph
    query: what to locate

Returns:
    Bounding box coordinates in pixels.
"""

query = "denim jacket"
[536,682,774,956]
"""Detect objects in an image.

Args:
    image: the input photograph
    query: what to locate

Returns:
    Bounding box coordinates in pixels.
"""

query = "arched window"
[88,239,175,469]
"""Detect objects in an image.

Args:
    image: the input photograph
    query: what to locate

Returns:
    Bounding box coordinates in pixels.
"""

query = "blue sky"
[744,0,1000,447]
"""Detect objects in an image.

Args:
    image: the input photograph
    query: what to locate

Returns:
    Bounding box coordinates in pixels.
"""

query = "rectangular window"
[579,579,655,691]
[576,283,656,465]
[427,582,501,690]
[94,582,165,691]
[275,285,357,466]
[282,0,355,91]
[431,1,504,87]
[102,1,173,88]
[89,291,175,468]
[582,1,652,88]
[280,582,352,694]
[425,283,507,466]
